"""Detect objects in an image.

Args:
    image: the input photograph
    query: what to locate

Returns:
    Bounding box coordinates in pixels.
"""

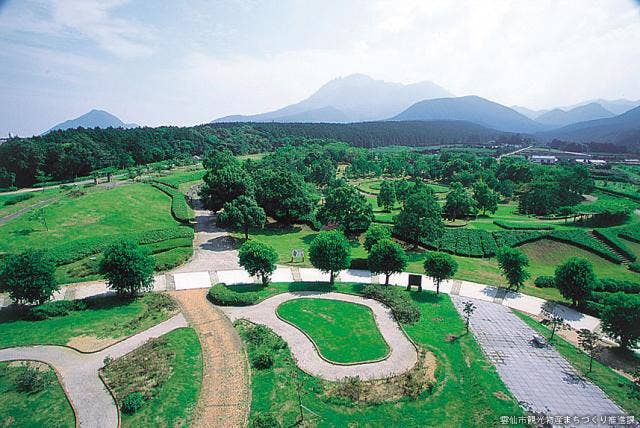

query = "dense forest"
[0,121,522,187]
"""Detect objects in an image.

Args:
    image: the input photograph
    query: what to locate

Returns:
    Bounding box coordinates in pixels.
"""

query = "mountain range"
[44,109,138,134]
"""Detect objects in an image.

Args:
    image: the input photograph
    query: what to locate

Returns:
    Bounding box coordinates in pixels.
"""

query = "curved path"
[0,314,187,428]
[222,291,418,381]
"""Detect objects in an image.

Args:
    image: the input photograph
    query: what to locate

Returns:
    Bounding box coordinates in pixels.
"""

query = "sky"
[1,0,639,136]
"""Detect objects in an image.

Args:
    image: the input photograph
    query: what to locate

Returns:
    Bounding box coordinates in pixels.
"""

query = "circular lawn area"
[276,298,390,364]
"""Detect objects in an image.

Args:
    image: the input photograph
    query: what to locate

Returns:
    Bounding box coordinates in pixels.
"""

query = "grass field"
[277,298,389,363]
[516,312,639,417]
[103,328,203,427]
[0,362,75,428]
[0,188,63,218]
[236,282,524,427]
[0,294,177,349]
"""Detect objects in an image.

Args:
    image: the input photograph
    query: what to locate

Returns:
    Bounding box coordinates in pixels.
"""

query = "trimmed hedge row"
[362,284,421,324]
[149,182,195,223]
[47,226,194,266]
[594,186,640,202]
[493,220,554,231]
[594,279,640,294]
[619,224,640,244]
[207,283,259,306]
[592,229,637,262]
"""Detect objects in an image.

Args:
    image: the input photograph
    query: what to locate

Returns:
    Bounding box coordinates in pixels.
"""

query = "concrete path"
[451,297,624,425]
[0,314,187,428]
[222,291,418,381]
[169,289,249,428]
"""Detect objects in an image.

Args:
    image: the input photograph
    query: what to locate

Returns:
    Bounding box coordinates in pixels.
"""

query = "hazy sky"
[1,0,639,136]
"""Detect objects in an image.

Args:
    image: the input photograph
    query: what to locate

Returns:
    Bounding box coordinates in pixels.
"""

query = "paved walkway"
[0,314,187,428]
[451,297,624,425]
[169,289,250,428]
[223,291,418,381]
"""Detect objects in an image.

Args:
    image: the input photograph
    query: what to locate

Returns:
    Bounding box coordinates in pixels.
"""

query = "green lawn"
[155,168,205,192]
[103,328,203,428]
[0,294,178,349]
[515,312,639,417]
[277,298,389,363]
[0,188,62,218]
[236,282,524,427]
[0,362,75,427]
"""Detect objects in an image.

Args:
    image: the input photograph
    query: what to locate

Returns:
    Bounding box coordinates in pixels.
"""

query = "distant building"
[623,159,640,165]
[529,155,557,164]
[576,159,607,166]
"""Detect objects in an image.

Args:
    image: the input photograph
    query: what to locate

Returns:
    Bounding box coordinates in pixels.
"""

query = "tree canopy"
[308,231,351,285]
[554,257,596,307]
[0,250,58,306]
[217,195,266,240]
[99,240,155,297]
[368,239,407,286]
[423,252,458,294]
[496,247,530,290]
[238,240,279,286]
[393,190,444,248]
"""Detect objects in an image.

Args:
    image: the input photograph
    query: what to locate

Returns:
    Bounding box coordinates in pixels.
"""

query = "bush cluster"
[207,283,259,306]
[27,299,88,320]
[534,275,555,288]
[362,284,420,324]
[14,365,53,393]
[3,193,34,206]
[121,392,144,414]
[594,279,640,294]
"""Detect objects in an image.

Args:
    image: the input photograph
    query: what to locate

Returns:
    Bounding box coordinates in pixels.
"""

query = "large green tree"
[363,224,392,252]
[238,240,279,286]
[377,180,397,211]
[0,250,58,306]
[393,190,444,248]
[496,247,530,290]
[217,195,266,240]
[99,241,155,297]
[600,293,640,350]
[317,184,373,236]
[253,168,317,224]
[554,257,595,307]
[200,165,254,211]
[368,239,407,286]
[472,180,499,215]
[423,252,458,294]
[309,231,351,285]
[444,182,477,220]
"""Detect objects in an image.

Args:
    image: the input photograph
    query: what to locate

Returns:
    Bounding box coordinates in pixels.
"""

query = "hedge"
[594,186,640,202]
[619,224,640,244]
[594,279,640,294]
[547,230,622,263]
[630,262,640,273]
[592,229,637,261]
[361,284,420,324]
[149,182,195,223]
[207,283,260,306]
[3,193,34,206]
[47,226,194,266]
[493,220,554,231]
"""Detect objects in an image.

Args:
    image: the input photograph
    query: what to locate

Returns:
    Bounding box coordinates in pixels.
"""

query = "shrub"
[362,284,420,324]
[27,299,88,320]
[534,276,555,288]
[629,262,640,274]
[14,365,52,393]
[251,351,274,369]
[149,182,195,223]
[207,283,259,306]
[3,193,34,206]
[253,412,281,428]
[121,392,144,414]
[493,220,554,230]
[594,279,640,294]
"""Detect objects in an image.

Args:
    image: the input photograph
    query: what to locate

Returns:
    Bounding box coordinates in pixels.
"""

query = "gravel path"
[170,289,250,428]
[0,313,187,428]
[222,291,418,381]
[451,297,625,424]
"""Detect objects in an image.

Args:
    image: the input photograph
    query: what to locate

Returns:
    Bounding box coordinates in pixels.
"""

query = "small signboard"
[407,274,422,290]
[291,249,305,262]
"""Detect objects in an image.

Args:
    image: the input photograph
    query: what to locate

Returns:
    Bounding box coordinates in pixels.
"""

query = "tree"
[217,195,266,240]
[377,181,397,211]
[554,257,595,307]
[363,224,392,252]
[496,247,530,290]
[317,184,373,236]
[393,191,444,249]
[368,239,407,286]
[444,182,477,220]
[462,301,476,334]
[393,179,413,205]
[423,252,458,294]
[203,149,239,171]
[99,241,155,297]
[309,231,351,285]
[0,250,58,306]
[0,167,15,188]
[472,180,499,215]
[496,179,514,198]
[541,308,564,341]
[600,293,640,350]
[577,329,600,373]
[254,168,317,224]
[200,165,254,211]
[238,240,278,286]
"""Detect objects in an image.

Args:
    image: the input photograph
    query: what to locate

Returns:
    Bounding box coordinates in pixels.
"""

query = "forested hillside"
[0,121,516,187]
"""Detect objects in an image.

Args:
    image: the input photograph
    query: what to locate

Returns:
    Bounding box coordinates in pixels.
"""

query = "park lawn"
[0,362,75,428]
[103,328,203,428]
[277,299,389,363]
[0,294,178,349]
[0,188,63,218]
[515,312,640,417]
[238,282,525,427]
[156,168,205,190]
[0,183,180,255]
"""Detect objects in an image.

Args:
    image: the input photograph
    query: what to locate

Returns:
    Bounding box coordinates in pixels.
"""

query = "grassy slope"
[277,298,389,363]
[0,188,62,218]
[239,283,524,427]
[0,363,75,428]
[117,328,203,428]
[515,312,639,417]
[0,294,176,348]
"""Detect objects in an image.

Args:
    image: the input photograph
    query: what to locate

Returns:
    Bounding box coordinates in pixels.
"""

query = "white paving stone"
[340,269,373,283]
[458,281,498,302]
[217,269,254,285]
[271,267,295,283]
[299,268,331,282]
[174,271,211,290]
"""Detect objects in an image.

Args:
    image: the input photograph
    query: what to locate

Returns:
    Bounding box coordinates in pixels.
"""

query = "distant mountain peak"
[536,102,614,127]
[44,110,138,134]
